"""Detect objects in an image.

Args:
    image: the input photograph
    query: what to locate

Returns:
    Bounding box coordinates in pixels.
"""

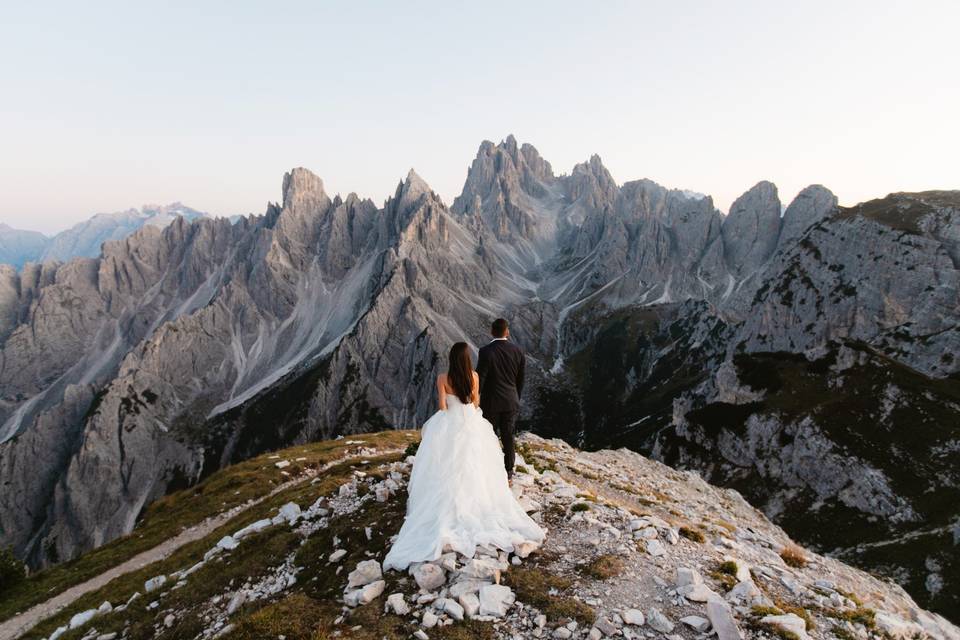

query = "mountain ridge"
[0,203,210,269]
[0,136,957,623]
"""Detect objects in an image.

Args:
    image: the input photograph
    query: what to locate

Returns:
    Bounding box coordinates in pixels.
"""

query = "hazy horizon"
[3,1,958,234]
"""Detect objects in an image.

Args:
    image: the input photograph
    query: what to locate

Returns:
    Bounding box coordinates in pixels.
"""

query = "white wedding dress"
[383,394,545,571]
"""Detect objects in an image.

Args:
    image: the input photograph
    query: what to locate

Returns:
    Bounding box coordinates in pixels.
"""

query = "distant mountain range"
[0,203,208,268]
[0,136,957,622]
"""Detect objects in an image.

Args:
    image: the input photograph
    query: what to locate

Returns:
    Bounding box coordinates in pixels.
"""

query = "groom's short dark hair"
[491,318,508,338]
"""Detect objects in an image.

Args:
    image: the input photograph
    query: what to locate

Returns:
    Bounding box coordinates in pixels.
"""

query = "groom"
[476,318,526,480]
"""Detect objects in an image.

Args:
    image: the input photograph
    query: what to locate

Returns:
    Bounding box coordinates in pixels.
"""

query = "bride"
[383,342,545,571]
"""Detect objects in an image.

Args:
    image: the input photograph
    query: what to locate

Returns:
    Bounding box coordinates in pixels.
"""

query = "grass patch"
[718,560,738,575]
[709,570,737,592]
[831,625,857,639]
[230,593,331,639]
[824,607,876,629]
[753,622,802,640]
[0,546,26,596]
[774,600,815,630]
[751,605,783,616]
[780,545,808,568]
[570,502,591,513]
[503,567,595,626]
[580,555,624,580]
[0,430,417,626]
[679,526,706,543]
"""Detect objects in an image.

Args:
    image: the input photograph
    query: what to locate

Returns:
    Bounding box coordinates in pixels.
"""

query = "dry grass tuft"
[679,526,706,543]
[581,554,625,580]
[780,545,808,568]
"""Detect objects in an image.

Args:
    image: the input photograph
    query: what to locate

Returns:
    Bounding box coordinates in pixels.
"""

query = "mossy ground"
[503,565,594,627]
[16,431,418,640]
[580,554,624,580]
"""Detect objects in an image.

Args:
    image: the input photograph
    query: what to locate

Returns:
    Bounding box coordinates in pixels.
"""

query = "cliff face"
[0,137,957,624]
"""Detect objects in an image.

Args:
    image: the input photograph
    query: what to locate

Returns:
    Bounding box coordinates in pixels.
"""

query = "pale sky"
[2,1,958,234]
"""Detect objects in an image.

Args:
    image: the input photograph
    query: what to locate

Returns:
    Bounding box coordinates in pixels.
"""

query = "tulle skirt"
[383,396,545,571]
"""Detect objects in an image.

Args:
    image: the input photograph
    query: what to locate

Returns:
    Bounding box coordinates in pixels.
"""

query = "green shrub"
[0,546,25,594]
[718,560,739,575]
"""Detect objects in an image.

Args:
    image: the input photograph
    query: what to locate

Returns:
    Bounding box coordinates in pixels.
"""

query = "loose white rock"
[216,535,239,551]
[277,502,301,524]
[412,562,446,591]
[760,614,809,640]
[646,607,674,633]
[458,592,480,617]
[421,610,439,628]
[68,609,97,629]
[234,518,272,540]
[706,595,744,640]
[144,575,167,593]
[478,584,515,617]
[622,608,646,626]
[358,579,386,605]
[347,560,382,588]
[680,615,711,632]
[386,592,410,615]
[444,598,465,621]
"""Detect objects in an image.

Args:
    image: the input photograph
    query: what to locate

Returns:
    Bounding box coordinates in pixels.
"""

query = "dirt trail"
[0,447,402,640]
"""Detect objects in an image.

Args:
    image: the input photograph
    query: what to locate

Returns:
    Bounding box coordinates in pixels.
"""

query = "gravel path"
[0,447,402,640]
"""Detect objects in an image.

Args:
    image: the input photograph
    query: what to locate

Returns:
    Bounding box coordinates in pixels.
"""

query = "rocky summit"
[0,137,958,624]
[2,431,957,640]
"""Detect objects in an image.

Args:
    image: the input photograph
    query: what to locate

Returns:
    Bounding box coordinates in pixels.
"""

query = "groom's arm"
[516,350,525,400]
[476,346,489,396]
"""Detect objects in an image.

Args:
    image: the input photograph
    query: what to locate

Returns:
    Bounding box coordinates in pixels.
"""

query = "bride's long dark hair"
[447,342,473,404]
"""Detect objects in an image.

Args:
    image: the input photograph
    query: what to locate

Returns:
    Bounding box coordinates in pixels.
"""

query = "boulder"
[412,562,446,591]
[234,518,272,540]
[68,609,97,629]
[646,539,666,556]
[622,608,645,626]
[358,580,385,605]
[385,592,410,615]
[277,502,301,524]
[421,610,439,628]
[458,592,481,617]
[144,575,167,593]
[479,584,515,617]
[216,535,239,551]
[706,595,744,640]
[680,615,711,632]
[443,598,465,621]
[646,607,674,633]
[347,560,382,588]
[760,613,809,640]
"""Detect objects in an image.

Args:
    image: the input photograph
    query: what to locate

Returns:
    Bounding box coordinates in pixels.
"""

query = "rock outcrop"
[14,432,958,640]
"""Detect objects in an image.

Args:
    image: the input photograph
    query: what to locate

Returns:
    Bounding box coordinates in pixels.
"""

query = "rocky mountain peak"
[779,184,838,246]
[398,168,432,208]
[721,180,783,277]
[281,167,328,211]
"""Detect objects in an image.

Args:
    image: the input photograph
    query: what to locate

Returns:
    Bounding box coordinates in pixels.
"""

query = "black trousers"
[487,410,517,476]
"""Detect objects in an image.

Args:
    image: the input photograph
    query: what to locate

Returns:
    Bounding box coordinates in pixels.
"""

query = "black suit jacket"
[476,339,525,414]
